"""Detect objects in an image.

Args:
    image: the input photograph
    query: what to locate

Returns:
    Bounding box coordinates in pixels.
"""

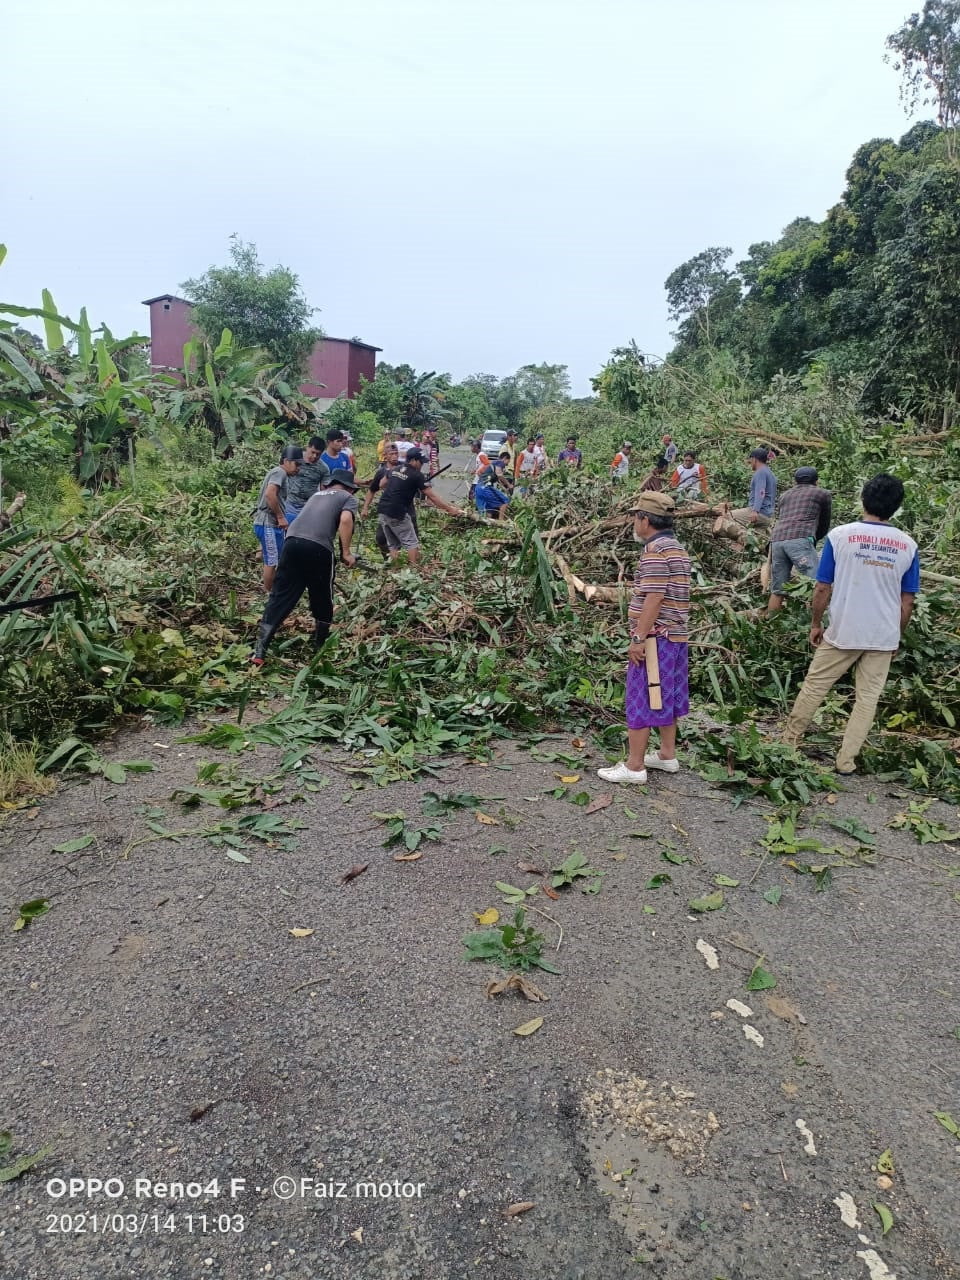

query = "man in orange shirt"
[610,442,632,480]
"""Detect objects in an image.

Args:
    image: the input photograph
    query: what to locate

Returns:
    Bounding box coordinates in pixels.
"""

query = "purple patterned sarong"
[625,637,689,729]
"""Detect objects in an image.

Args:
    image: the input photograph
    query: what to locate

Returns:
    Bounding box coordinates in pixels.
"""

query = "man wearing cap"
[251,470,360,666]
[730,448,777,530]
[474,457,511,520]
[362,442,404,560]
[284,436,330,523]
[610,442,632,480]
[371,448,464,565]
[765,467,832,617]
[598,491,691,784]
[253,445,303,592]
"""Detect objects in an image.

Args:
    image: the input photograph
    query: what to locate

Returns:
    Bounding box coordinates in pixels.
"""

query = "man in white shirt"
[782,473,920,774]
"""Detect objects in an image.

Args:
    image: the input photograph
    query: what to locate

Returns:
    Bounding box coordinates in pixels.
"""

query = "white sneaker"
[644,754,680,773]
[597,762,648,784]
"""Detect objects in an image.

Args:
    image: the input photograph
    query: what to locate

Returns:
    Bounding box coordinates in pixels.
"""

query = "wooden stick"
[644,637,663,710]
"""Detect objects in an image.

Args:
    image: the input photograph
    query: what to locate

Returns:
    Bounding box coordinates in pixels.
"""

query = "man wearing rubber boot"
[251,471,360,666]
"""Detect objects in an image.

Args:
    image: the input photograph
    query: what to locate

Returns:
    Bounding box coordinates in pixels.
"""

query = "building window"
[163,302,171,311]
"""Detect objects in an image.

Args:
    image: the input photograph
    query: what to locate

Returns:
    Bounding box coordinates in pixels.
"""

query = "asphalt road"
[2,725,958,1280]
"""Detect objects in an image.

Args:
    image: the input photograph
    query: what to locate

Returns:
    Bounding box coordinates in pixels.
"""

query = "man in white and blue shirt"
[782,473,920,774]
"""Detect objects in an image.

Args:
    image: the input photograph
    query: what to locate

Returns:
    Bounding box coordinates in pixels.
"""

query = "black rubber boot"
[253,620,277,663]
[312,622,331,651]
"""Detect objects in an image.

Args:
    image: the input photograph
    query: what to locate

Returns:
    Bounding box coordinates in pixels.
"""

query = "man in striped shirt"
[599,491,691,784]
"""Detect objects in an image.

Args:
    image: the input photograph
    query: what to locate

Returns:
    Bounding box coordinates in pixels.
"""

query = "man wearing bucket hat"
[598,490,691,784]
[251,470,360,666]
[764,466,832,617]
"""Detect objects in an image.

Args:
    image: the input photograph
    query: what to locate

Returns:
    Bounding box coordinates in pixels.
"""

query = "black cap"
[794,466,818,484]
[406,448,425,463]
[281,445,304,463]
[749,448,769,462]
[325,469,359,492]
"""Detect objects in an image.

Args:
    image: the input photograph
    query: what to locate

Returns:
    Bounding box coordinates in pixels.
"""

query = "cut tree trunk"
[0,491,26,532]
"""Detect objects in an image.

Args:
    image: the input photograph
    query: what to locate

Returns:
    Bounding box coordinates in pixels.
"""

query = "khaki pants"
[730,508,772,529]
[783,642,893,772]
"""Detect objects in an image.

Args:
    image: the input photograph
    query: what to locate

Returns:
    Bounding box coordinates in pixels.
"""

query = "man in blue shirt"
[731,448,777,530]
[782,473,920,774]
[320,429,352,471]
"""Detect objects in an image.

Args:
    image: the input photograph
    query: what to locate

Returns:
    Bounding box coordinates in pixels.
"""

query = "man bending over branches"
[251,471,359,667]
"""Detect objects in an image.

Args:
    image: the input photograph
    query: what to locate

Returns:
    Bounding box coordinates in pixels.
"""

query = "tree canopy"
[181,236,322,377]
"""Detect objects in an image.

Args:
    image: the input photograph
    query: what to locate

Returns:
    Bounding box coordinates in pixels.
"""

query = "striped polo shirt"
[629,531,691,643]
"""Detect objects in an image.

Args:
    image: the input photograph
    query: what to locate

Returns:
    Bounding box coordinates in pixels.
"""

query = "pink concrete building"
[141,294,380,407]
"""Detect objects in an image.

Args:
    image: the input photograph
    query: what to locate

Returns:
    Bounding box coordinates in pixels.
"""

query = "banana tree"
[0,263,154,486]
[162,329,314,456]
[396,370,455,433]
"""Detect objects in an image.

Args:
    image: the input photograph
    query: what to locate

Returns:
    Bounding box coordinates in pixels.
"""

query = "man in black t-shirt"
[362,443,405,560]
[252,471,359,666]
[370,449,463,565]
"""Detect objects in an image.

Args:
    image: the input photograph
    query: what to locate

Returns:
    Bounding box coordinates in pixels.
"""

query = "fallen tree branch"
[0,491,26,531]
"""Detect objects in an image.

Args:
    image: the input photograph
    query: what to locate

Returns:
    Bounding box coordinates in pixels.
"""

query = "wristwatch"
[630,633,646,644]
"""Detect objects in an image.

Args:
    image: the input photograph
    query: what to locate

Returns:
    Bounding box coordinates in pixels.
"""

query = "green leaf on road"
[763,886,782,905]
[876,1149,895,1174]
[645,873,672,889]
[746,961,777,991]
[934,1109,960,1138]
[661,848,690,864]
[714,874,740,887]
[0,1142,53,1183]
[873,1203,894,1236]
[51,835,94,854]
[12,898,50,931]
[689,891,724,913]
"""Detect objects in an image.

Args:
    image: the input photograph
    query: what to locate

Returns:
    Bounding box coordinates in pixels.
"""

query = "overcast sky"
[6,0,919,393]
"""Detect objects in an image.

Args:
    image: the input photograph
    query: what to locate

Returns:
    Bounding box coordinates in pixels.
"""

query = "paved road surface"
[2,725,958,1280]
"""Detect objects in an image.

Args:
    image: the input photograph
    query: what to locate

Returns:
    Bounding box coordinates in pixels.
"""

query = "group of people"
[467,430,554,516]
[609,437,712,497]
[250,427,464,664]
[600,458,920,783]
[251,426,921,782]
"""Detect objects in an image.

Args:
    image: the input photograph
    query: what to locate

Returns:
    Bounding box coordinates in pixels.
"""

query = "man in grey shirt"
[253,445,303,591]
[252,471,359,666]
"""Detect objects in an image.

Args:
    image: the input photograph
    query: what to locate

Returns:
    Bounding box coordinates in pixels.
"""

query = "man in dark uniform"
[370,449,463,566]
